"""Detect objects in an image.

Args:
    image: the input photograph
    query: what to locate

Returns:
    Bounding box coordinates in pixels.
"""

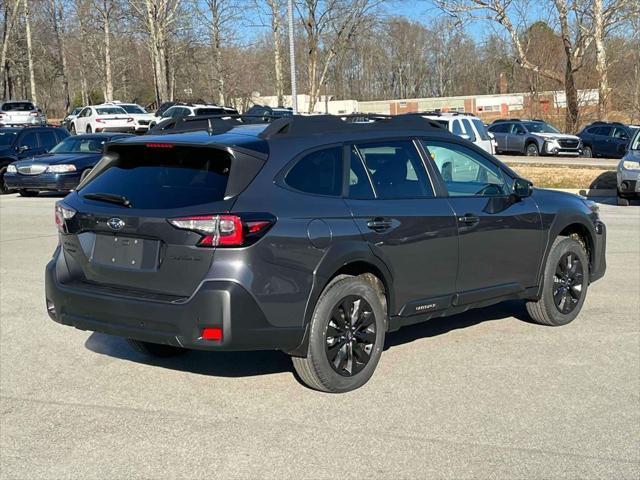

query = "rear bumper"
[4,172,81,191]
[45,254,304,352]
[95,126,136,133]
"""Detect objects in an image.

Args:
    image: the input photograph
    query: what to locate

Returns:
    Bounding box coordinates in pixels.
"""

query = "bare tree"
[23,0,37,104]
[267,0,285,105]
[50,0,71,110]
[298,0,382,113]
[92,0,116,100]
[1,0,22,97]
[437,0,592,131]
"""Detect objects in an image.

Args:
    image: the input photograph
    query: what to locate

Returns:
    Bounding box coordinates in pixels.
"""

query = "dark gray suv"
[46,115,606,392]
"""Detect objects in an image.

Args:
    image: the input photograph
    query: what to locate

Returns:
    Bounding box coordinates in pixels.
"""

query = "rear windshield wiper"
[83,192,132,208]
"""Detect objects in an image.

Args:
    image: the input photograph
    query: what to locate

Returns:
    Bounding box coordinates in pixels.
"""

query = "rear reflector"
[202,327,223,341]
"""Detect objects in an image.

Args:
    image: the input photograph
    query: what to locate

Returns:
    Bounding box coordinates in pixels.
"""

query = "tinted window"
[451,120,463,135]
[471,118,490,141]
[80,145,231,209]
[0,131,18,146]
[285,147,343,196]
[356,141,433,199]
[121,105,146,114]
[20,132,39,149]
[95,107,126,115]
[195,108,225,116]
[595,126,612,136]
[612,127,629,140]
[421,140,508,197]
[348,147,375,199]
[512,123,526,134]
[489,123,509,133]
[39,131,58,151]
[2,102,35,111]
[461,119,476,142]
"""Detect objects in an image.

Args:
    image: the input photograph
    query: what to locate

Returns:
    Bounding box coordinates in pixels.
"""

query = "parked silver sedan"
[617,129,640,203]
[0,100,46,126]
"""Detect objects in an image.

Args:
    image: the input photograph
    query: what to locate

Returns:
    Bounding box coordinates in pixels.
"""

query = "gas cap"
[307,219,332,250]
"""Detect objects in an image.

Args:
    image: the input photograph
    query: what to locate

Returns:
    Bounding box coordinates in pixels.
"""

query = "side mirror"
[513,178,533,198]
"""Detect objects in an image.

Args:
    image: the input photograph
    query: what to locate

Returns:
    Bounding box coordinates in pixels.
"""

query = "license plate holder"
[92,235,147,270]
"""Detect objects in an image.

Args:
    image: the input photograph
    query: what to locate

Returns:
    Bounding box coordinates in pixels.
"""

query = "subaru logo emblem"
[107,218,125,231]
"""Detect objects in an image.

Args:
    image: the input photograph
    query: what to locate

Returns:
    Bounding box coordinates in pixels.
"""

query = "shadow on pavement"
[85,300,531,378]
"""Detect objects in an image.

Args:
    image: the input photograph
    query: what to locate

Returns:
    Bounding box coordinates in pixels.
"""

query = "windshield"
[0,131,18,146]
[2,102,35,111]
[95,107,127,115]
[50,136,106,154]
[523,122,560,134]
[471,118,491,141]
[121,105,146,114]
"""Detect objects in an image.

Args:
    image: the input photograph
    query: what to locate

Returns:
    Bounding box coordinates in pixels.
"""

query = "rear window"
[195,108,225,116]
[80,145,231,209]
[95,107,126,115]
[2,102,35,111]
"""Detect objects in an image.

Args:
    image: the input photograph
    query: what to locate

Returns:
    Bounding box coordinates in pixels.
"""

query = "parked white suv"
[102,102,155,133]
[421,112,496,154]
[0,100,46,126]
[150,104,236,128]
[70,105,135,134]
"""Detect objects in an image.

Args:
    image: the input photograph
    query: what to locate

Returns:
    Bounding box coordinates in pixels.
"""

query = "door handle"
[367,217,392,232]
[457,214,480,226]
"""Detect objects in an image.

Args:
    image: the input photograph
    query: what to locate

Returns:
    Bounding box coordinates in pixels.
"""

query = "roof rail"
[259,114,445,139]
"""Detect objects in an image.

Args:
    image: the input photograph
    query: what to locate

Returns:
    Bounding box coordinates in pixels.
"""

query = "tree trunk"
[52,0,71,111]
[103,0,114,101]
[214,38,224,105]
[593,0,608,119]
[0,0,22,96]
[268,0,284,105]
[24,0,38,105]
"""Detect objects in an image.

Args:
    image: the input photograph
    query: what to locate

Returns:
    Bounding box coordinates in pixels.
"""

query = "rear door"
[594,126,613,156]
[489,123,509,152]
[345,140,458,315]
[421,139,543,301]
[62,144,241,298]
[508,123,527,152]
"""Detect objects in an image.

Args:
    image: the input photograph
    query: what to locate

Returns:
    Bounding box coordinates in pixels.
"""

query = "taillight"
[145,143,174,149]
[55,203,76,233]
[168,214,274,247]
[96,118,105,123]
[30,112,39,117]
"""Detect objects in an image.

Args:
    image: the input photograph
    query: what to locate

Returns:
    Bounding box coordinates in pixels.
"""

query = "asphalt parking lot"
[0,193,638,479]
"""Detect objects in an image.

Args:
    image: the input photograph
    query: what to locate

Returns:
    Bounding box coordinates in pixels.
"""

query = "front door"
[507,123,527,152]
[345,140,458,316]
[420,139,544,304]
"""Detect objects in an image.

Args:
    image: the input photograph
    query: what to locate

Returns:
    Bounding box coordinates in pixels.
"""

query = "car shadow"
[589,171,617,189]
[84,300,532,378]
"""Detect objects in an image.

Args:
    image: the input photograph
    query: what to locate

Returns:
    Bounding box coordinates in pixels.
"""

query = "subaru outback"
[46,115,606,392]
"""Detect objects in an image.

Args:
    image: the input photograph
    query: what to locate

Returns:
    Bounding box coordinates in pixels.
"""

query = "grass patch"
[505,163,616,189]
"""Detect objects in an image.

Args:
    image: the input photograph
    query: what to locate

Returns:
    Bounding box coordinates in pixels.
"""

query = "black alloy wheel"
[325,296,376,376]
[553,252,584,314]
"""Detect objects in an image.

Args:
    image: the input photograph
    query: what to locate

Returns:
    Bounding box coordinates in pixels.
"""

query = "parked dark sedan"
[4,133,131,196]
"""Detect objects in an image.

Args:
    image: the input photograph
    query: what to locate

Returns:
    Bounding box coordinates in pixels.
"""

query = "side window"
[20,132,39,149]
[162,107,175,118]
[348,147,375,199]
[512,123,526,135]
[451,120,463,135]
[461,119,476,142]
[471,118,490,141]
[284,147,343,196]
[489,123,507,133]
[595,126,612,136]
[421,140,509,197]
[355,140,433,199]
[612,127,629,140]
[39,131,58,151]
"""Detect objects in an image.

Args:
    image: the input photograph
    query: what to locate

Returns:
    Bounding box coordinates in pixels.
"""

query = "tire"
[582,145,593,158]
[292,276,386,393]
[526,236,589,326]
[70,124,76,135]
[525,142,539,156]
[126,339,188,358]
[86,125,92,133]
[19,189,38,197]
[0,167,9,194]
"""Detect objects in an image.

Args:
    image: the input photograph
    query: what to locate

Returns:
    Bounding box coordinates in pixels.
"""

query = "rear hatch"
[58,143,262,299]
[1,102,36,124]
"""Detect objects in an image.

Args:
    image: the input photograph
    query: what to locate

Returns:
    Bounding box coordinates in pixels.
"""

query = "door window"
[489,123,509,133]
[461,119,477,142]
[612,127,629,140]
[38,131,58,151]
[20,132,39,150]
[284,147,343,196]
[594,126,612,136]
[348,147,375,199]
[355,141,433,199]
[511,124,526,135]
[421,140,508,197]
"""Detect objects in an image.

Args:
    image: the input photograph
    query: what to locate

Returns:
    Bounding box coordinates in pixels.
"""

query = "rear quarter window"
[80,145,232,209]
[284,147,343,196]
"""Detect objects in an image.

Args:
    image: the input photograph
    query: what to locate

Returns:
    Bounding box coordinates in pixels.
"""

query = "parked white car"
[150,104,236,128]
[102,102,155,133]
[421,112,496,155]
[70,105,135,134]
